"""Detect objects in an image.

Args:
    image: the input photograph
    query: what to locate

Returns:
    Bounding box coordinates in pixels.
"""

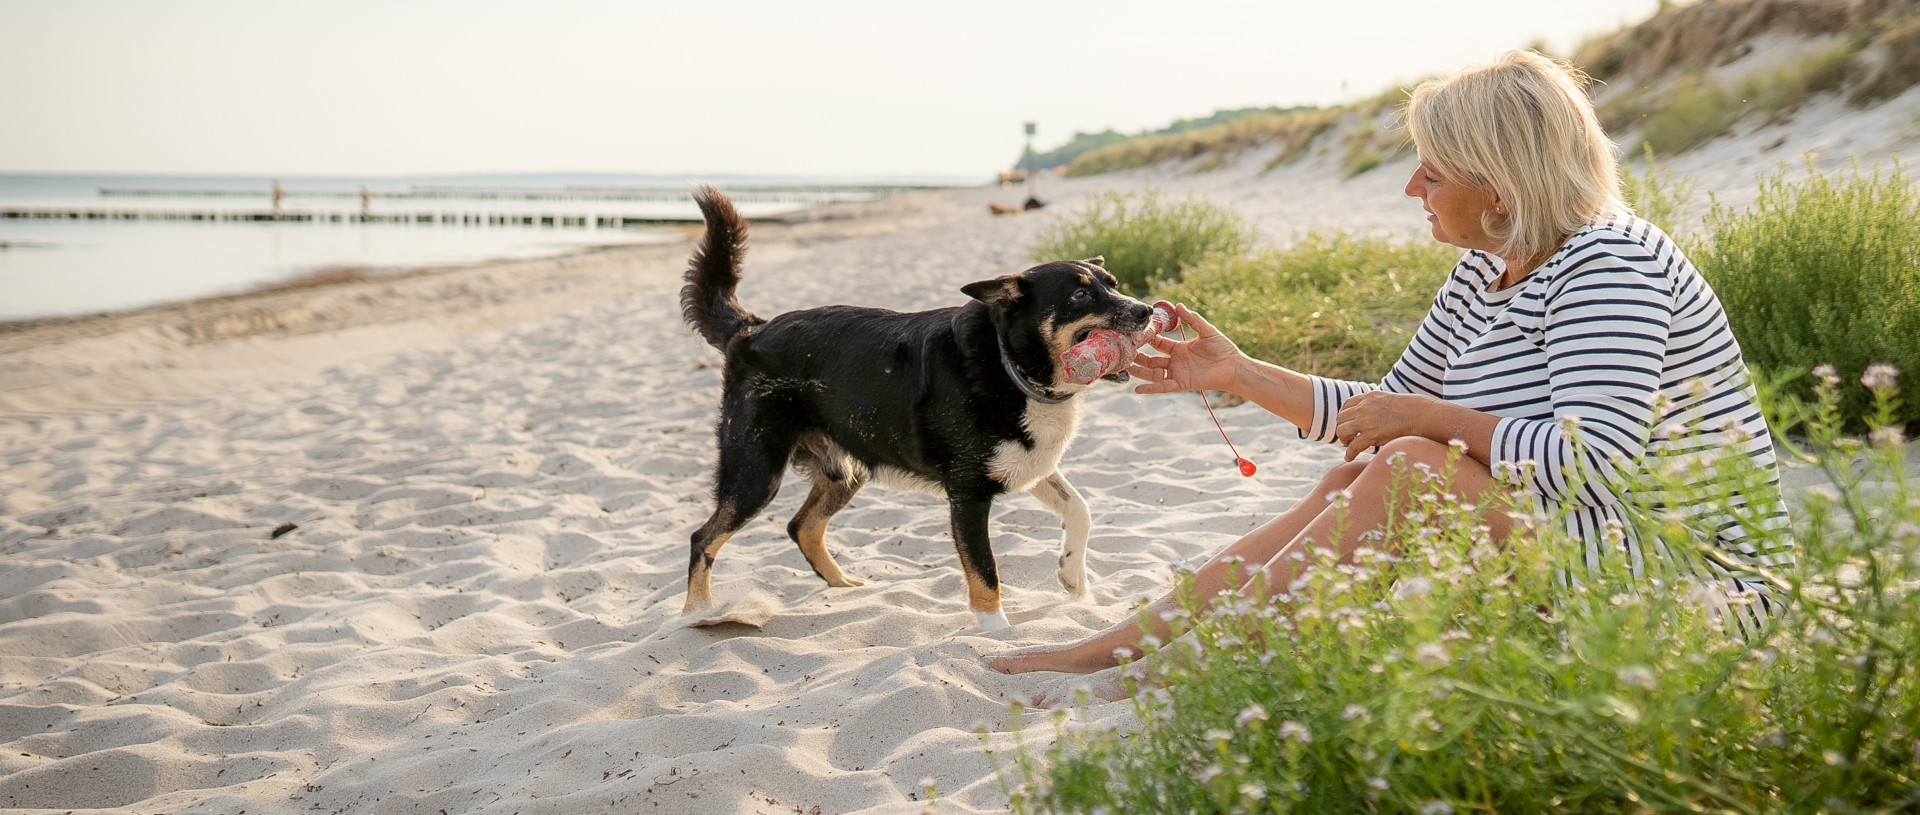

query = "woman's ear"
[961,275,1025,306]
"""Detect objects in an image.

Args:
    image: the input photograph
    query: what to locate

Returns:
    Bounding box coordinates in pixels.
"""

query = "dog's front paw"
[1057,554,1089,598]
[826,574,867,588]
[974,609,1012,631]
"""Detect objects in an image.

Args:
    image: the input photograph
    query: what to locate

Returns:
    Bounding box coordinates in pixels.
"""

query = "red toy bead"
[1237,457,1257,477]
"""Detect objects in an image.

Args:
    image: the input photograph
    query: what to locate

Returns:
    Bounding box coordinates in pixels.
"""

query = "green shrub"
[1343,151,1384,179]
[1620,142,1699,236]
[1639,73,1739,155]
[1696,159,1920,429]
[1851,15,1920,104]
[1631,41,1863,156]
[998,380,1920,814]
[1029,190,1255,294]
[1150,232,1459,382]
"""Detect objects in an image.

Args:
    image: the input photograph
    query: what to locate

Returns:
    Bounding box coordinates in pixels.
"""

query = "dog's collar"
[996,334,1073,404]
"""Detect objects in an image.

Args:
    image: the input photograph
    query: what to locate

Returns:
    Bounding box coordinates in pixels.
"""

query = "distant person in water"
[271,181,284,213]
[990,50,1789,680]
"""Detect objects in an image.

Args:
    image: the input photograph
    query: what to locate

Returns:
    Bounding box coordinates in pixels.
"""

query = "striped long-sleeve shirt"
[1299,214,1792,596]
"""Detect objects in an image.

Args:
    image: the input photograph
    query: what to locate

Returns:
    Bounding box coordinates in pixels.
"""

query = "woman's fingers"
[1173,304,1222,338]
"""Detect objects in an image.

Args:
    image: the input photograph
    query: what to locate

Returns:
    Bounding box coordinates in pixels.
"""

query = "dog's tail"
[681,184,763,351]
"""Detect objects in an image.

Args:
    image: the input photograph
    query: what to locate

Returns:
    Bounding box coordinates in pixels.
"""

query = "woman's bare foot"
[1026,675,1130,708]
[989,630,1140,674]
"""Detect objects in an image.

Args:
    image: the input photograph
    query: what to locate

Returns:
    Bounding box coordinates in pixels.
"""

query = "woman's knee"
[1318,460,1369,489]
[1352,437,1465,489]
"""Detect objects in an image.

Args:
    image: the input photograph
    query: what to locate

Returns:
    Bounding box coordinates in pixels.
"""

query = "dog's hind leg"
[787,469,869,588]
[685,418,793,615]
[948,493,1011,631]
[1030,471,1092,598]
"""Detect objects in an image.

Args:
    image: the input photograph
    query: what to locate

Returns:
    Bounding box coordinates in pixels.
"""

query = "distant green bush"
[1695,159,1920,429]
[1028,190,1255,295]
[1622,41,1862,156]
[1151,232,1458,383]
[1343,151,1384,179]
[999,379,1920,815]
[1619,143,1699,235]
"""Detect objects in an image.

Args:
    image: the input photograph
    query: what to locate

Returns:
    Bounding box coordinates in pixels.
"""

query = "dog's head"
[962,257,1154,383]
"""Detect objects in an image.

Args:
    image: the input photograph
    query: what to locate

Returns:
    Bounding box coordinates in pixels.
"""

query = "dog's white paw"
[1056,554,1088,598]
[974,609,1012,631]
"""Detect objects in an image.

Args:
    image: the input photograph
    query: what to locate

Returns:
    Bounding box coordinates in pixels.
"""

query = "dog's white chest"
[989,398,1081,492]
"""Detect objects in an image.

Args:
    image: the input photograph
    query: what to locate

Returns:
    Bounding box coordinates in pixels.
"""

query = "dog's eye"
[1071,289,1091,302]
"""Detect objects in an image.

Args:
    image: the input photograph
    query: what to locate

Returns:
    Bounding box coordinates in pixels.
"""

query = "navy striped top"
[1299,214,1792,590]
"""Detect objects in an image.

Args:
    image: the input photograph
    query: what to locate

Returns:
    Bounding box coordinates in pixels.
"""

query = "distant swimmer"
[271,181,284,213]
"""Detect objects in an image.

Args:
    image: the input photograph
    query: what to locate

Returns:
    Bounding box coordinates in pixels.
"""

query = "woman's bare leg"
[989,460,1368,674]
[989,438,1514,675]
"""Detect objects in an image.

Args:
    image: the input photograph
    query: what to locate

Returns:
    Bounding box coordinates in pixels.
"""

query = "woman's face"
[1405,158,1500,253]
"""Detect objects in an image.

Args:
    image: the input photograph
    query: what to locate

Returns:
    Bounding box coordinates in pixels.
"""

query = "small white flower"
[1204,727,1233,743]
[1823,749,1848,766]
[1870,426,1905,446]
[1236,704,1269,727]
[1812,364,1839,385]
[1367,776,1390,790]
[1894,522,1919,541]
[1617,665,1657,689]
[1861,363,1899,391]
[1278,720,1312,743]
[1343,704,1369,720]
[1394,576,1434,599]
[1238,781,1268,801]
[919,777,938,792]
[1414,642,1449,667]
[1421,800,1455,815]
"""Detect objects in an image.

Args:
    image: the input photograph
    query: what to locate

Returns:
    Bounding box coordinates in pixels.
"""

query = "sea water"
[0,173,951,321]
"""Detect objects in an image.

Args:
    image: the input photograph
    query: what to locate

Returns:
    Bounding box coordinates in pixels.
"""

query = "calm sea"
[0,173,969,321]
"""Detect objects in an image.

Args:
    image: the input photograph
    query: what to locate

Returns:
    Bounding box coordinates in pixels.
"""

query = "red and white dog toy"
[1060,301,1257,477]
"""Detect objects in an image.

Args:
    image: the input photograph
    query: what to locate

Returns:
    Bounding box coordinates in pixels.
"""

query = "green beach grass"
[996,378,1918,813]
[1028,189,1256,295]
[1151,233,1457,384]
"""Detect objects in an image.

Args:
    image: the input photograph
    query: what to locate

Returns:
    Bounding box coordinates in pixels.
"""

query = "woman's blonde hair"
[1405,50,1626,261]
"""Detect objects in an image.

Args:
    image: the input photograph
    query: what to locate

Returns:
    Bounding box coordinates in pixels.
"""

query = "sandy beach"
[2,105,1913,811]
[0,158,1394,814]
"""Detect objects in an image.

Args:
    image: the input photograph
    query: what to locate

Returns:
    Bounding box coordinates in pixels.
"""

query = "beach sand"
[0,160,1381,815]
[1,114,1910,812]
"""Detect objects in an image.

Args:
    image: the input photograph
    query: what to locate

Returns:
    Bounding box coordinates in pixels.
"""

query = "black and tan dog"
[678,186,1152,630]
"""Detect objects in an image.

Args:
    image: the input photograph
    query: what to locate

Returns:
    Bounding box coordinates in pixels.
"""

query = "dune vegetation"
[1046,0,1920,180]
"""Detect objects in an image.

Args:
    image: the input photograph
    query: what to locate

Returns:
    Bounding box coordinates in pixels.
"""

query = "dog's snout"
[1130,303,1153,322]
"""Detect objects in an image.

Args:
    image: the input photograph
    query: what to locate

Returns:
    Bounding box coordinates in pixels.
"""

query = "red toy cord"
[1178,322,1257,477]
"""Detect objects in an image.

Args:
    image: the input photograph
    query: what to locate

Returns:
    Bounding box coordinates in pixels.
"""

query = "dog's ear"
[961,274,1025,306]
[1082,256,1105,268]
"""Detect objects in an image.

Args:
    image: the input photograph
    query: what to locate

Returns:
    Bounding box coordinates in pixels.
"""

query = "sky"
[0,0,1662,179]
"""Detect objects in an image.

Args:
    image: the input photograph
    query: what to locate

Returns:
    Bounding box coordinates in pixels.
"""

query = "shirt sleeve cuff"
[1298,375,1364,443]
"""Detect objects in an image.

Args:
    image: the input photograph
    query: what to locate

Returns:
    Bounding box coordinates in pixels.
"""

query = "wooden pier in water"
[0,206,705,228]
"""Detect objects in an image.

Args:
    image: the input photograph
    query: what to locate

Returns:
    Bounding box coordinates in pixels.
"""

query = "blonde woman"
[993,50,1789,677]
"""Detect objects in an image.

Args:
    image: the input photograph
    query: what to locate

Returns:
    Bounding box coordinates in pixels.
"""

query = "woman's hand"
[1334,391,1449,461]
[1127,305,1245,395]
